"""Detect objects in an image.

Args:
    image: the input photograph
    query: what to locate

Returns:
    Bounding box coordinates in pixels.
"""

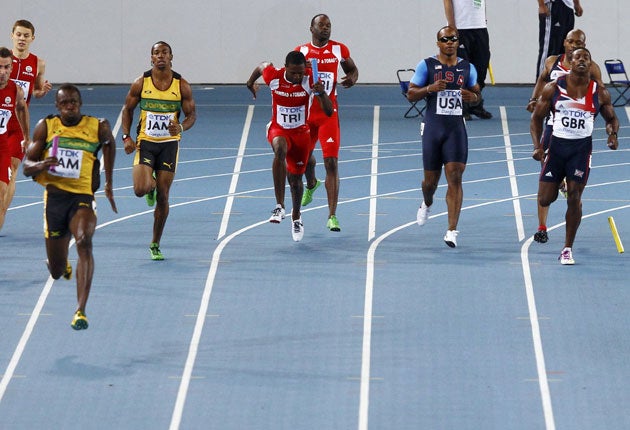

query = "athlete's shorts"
[133,139,179,173]
[308,109,340,159]
[421,120,468,170]
[540,135,592,185]
[43,187,95,239]
[267,123,314,175]
[7,128,25,161]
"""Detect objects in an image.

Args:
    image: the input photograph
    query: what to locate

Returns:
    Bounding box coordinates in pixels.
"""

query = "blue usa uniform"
[411,56,478,170]
[541,76,599,185]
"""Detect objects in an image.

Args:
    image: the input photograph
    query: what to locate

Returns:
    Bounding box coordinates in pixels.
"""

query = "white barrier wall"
[2,0,628,85]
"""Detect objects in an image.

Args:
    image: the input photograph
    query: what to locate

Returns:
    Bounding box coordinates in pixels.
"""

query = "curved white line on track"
[169,219,267,430]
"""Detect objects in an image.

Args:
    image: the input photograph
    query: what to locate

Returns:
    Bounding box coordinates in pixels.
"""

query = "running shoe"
[558,247,575,265]
[327,215,341,232]
[443,229,459,248]
[149,242,164,261]
[269,205,286,223]
[145,171,157,206]
[301,179,321,206]
[416,201,430,226]
[292,218,304,242]
[71,310,89,330]
[145,187,156,207]
[533,227,548,243]
[469,104,493,119]
[63,261,72,280]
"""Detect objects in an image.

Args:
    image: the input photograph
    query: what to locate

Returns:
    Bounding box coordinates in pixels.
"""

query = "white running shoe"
[558,247,575,265]
[417,201,430,226]
[269,205,286,223]
[292,218,304,242]
[443,230,459,248]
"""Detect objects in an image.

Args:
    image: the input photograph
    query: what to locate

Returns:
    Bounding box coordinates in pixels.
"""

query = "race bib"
[49,147,83,179]
[0,109,12,134]
[276,105,306,129]
[13,79,31,100]
[436,89,463,116]
[318,71,335,95]
[553,107,594,139]
[144,112,176,138]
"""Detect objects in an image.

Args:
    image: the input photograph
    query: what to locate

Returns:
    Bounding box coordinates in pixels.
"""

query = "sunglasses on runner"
[438,36,459,43]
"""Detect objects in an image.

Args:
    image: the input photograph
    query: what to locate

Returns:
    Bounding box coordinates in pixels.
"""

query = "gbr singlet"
[551,76,599,140]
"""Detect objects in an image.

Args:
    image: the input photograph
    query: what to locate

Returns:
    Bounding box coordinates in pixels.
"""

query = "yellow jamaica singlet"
[36,115,101,195]
[137,70,183,143]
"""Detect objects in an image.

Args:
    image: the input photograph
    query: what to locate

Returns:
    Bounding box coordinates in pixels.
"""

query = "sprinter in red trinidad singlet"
[526,29,604,244]
[1,20,52,231]
[407,26,481,249]
[0,46,29,232]
[246,51,332,242]
[294,13,358,232]
[531,47,618,265]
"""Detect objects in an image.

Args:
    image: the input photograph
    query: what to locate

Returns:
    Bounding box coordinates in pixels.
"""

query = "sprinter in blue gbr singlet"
[407,26,481,248]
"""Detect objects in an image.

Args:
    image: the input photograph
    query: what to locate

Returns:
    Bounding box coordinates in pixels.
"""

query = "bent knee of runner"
[49,262,66,280]
[74,232,94,252]
[133,184,152,197]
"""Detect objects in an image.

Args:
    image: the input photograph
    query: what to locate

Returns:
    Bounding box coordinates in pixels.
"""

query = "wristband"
[609,131,617,137]
[122,134,131,141]
[529,97,537,102]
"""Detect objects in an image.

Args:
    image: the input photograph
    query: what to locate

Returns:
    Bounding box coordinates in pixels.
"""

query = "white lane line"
[520,203,630,430]
[217,105,254,240]
[0,278,55,402]
[358,218,415,430]
[169,219,266,430]
[368,106,380,241]
[500,106,525,241]
[520,237,555,430]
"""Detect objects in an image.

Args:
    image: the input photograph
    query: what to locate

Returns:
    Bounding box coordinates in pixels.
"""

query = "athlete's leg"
[152,170,174,245]
[287,172,303,222]
[1,157,20,220]
[46,233,72,280]
[563,180,585,249]
[421,169,441,208]
[323,156,339,218]
[0,180,7,231]
[303,151,317,189]
[68,207,97,312]
[443,161,466,231]
[271,136,288,208]
[132,163,155,197]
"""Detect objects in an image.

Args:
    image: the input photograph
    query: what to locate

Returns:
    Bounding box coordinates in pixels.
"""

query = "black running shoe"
[534,229,548,243]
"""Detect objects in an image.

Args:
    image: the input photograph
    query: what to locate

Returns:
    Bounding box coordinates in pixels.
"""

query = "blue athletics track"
[1,84,629,430]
